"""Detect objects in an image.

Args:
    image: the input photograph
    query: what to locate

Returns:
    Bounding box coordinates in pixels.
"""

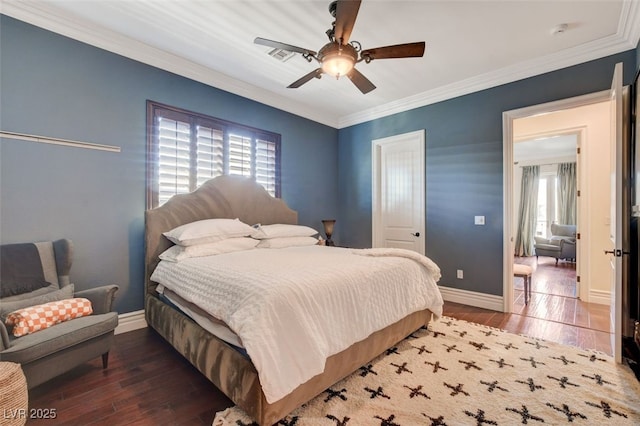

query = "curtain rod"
[0,130,121,153]
[514,161,576,168]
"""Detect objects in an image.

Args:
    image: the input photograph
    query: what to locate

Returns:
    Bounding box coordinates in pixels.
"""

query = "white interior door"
[608,62,624,363]
[372,130,425,254]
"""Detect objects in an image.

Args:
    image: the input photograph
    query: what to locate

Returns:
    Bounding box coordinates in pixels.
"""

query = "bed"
[144,175,443,425]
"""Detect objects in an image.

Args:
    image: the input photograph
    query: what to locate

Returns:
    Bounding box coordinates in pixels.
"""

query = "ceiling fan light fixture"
[254,0,425,93]
[322,54,354,78]
[319,42,357,78]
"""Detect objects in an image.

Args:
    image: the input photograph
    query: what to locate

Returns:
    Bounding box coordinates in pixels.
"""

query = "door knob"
[604,249,629,257]
[411,232,420,237]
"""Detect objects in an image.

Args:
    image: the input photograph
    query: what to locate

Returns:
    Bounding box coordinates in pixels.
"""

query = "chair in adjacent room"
[0,239,119,388]
[533,223,577,265]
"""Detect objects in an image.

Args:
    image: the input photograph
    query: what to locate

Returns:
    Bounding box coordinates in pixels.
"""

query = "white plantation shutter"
[157,117,191,206]
[255,138,278,197]
[196,125,224,186]
[148,102,281,207]
[228,134,252,177]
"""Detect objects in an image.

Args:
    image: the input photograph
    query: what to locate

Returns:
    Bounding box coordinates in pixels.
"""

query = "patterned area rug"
[213,317,640,425]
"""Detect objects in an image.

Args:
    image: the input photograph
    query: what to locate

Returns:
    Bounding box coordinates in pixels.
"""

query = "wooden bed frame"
[144,175,433,424]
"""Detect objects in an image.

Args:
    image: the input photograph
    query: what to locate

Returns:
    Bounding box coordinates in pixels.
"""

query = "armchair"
[534,223,577,265]
[0,239,118,388]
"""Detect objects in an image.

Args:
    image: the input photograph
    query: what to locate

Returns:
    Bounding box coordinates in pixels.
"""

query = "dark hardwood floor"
[27,326,229,426]
[26,300,614,425]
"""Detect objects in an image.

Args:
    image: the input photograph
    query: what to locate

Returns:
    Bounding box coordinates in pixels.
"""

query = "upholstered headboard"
[144,175,298,296]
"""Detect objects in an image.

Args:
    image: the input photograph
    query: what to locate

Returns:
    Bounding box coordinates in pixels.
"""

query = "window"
[146,101,280,208]
[535,173,559,238]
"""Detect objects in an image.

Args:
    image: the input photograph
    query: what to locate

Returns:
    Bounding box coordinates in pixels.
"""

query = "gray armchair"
[534,223,577,265]
[0,239,118,388]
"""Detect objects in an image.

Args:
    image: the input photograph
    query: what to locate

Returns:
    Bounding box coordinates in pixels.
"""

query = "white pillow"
[256,236,319,249]
[163,218,254,246]
[251,224,319,240]
[159,238,259,262]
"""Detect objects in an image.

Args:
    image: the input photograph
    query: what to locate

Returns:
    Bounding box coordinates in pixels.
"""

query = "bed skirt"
[145,295,433,425]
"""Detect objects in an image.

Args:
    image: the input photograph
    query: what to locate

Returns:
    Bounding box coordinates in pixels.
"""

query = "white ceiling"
[514,134,577,163]
[3,1,639,128]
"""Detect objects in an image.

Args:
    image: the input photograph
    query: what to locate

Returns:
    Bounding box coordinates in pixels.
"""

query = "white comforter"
[150,245,443,403]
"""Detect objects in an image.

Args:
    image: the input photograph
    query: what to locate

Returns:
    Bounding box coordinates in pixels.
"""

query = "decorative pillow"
[163,218,254,247]
[256,236,319,249]
[251,224,319,240]
[159,238,259,262]
[5,298,93,337]
[0,284,74,323]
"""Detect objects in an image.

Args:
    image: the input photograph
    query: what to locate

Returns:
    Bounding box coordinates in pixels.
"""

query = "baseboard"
[115,309,147,335]
[588,289,611,305]
[438,285,504,312]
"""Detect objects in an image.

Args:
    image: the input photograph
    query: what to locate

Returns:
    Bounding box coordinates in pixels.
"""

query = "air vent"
[268,48,296,62]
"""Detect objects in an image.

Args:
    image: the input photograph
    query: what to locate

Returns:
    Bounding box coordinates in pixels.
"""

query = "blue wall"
[2,14,637,311]
[338,51,637,296]
[0,16,338,313]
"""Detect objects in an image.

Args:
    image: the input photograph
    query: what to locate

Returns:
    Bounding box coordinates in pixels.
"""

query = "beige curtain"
[557,162,577,225]
[515,165,540,256]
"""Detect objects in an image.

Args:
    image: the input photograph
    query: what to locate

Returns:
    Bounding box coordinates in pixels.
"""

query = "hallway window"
[536,174,559,238]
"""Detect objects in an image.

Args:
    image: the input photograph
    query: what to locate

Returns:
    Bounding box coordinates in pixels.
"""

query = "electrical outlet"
[456,270,463,279]
[474,216,485,225]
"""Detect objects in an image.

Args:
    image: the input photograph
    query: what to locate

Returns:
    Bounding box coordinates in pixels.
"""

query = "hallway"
[514,255,611,354]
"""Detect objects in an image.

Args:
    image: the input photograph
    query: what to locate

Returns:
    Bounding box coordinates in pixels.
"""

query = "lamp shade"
[321,219,335,237]
[321,54,354,78]
[318,42,357,78]
[321,219,336,246]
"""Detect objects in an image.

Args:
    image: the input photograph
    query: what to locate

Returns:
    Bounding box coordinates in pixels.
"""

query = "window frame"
[146,101,281,209]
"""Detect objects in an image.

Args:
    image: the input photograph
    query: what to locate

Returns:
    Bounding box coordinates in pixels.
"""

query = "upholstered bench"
[514,264,533,305]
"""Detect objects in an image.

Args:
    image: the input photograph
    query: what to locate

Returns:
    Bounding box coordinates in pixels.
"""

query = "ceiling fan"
[254,0,425,94]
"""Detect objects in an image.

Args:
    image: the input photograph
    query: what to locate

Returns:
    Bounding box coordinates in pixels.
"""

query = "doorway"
[513,133,579,308]
[503,91,614,352]
[372,130,425,254]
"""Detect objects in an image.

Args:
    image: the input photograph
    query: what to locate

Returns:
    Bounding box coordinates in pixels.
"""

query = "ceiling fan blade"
[287,68,323,88]
[254,37,317,56]
[361,42,426,60]
[347,68,376,94]
[334,0,361,45]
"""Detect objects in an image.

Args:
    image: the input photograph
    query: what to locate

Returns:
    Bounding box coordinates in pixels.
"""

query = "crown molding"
[338,1,640,128]
[2,0,639,130]
[618,0,640,46]
[0,1,340,128]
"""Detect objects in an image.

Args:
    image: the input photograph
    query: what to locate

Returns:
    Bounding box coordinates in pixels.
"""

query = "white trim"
[503,90,611,314]
[589,289,612,306]
[371,130,425,253]
[438,285,504,312]
[115,310,147,335]
[0,130,121,153]
[3,0,639,130]
[503,112,515,313]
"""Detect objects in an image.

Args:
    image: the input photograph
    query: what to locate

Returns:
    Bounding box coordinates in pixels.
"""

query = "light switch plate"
[474,216,485,225]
